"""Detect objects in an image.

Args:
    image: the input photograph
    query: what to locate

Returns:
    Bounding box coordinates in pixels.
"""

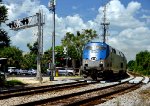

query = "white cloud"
[2,0,150,61]
[109,26,150,60]
[96,0,150,61]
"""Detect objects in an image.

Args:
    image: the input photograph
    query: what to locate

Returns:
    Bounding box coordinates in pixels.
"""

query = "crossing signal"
[7,21,17,29]
[7,18,29,29]
[7,23,12,28]
[6,12,44,30]
[21,18,29,25]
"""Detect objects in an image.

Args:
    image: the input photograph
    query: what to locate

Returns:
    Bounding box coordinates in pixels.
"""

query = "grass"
[3,79,25,87]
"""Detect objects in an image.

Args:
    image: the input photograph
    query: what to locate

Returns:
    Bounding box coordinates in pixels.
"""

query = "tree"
[22,53,37,70]
[134,50,150,75]
[0,5,8,23]
[127,60,135,71]
[0,5,10,48]
[0,46,23,68]
[20,42,38,70]
[0,29,10,47]
[43,46,64,68]
[27,41,38,55]
[61,29,98,68]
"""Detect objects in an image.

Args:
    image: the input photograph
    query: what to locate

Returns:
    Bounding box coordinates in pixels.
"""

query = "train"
[81,42,127,80]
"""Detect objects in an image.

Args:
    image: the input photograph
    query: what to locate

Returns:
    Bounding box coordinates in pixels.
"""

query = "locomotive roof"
[86,42,108,45]
[85,42,126,58]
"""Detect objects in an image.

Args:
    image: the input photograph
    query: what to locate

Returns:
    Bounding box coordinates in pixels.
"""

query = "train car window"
[114,49,116,54]
[121,63,123,68]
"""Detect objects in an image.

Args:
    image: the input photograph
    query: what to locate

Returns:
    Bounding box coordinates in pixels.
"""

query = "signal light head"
[7,21,17,29]
[7,23,12,28]
[21,18,29,25]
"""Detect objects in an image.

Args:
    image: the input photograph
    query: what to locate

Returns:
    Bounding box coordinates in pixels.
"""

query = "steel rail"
[0,80,98,100]
[16,80,130,106]
[67,83,142,106]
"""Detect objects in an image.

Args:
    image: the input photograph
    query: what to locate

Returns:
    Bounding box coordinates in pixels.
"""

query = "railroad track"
[14,78,142,106]
[0,76,126,100]
[0,80,98,100]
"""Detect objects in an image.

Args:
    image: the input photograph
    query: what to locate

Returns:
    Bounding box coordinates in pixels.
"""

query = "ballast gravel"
[0,77,149,106]
[97,82,150,106]
[0,81,117,106]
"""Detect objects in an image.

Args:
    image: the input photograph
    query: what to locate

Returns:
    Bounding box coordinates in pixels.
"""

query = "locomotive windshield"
[85,46,106,50]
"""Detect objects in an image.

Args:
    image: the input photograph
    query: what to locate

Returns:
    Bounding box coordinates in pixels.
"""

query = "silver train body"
[81,42,127,80]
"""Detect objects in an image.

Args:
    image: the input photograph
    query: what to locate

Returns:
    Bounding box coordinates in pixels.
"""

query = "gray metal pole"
[36,11,43,83]
[49,0,55,81]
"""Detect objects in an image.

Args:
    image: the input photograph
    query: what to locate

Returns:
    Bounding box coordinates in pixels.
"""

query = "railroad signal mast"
[101,5,110,43]
[48,0,56,81]
[7,10,45,82]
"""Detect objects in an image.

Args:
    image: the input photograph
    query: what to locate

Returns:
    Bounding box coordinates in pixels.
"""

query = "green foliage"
[0,5,8,23]
[27,41,38,55]
[61,29,98,68]
[0,46,23,68]
[0,5,10,48]
[0,29,10,48]
[21,53,37,69]
[127,60,135,71]
[61,29,98,60]
[42,46,64,70]
[20,41,39,70]
[130,50,150,75]
[55,46,64,66]
[4,80,25,87]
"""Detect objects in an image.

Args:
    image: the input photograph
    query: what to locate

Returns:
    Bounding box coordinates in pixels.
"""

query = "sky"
[1,0,150,61]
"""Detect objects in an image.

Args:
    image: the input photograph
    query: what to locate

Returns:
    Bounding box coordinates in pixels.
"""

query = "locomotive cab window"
[85,46,92,50]
[85,46,106,50]
[99,46,106,50]
[95,46,106,50]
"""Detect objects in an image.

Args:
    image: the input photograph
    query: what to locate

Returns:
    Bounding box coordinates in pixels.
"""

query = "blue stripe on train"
[83,42,109,60]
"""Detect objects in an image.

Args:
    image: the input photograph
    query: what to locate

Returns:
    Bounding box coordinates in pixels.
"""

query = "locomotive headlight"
[85,60,88,63]
[100,60,103,64]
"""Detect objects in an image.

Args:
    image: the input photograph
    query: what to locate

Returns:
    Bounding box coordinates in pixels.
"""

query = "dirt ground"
[7,76,82,86]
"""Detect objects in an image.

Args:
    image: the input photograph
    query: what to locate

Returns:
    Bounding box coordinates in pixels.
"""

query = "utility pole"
[7,10,45,83]
[101,5,110,43]
[48,0,56,81]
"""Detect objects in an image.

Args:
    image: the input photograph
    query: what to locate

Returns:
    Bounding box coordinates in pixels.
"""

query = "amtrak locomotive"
[81,5,127,80]
[81,42,127,80]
